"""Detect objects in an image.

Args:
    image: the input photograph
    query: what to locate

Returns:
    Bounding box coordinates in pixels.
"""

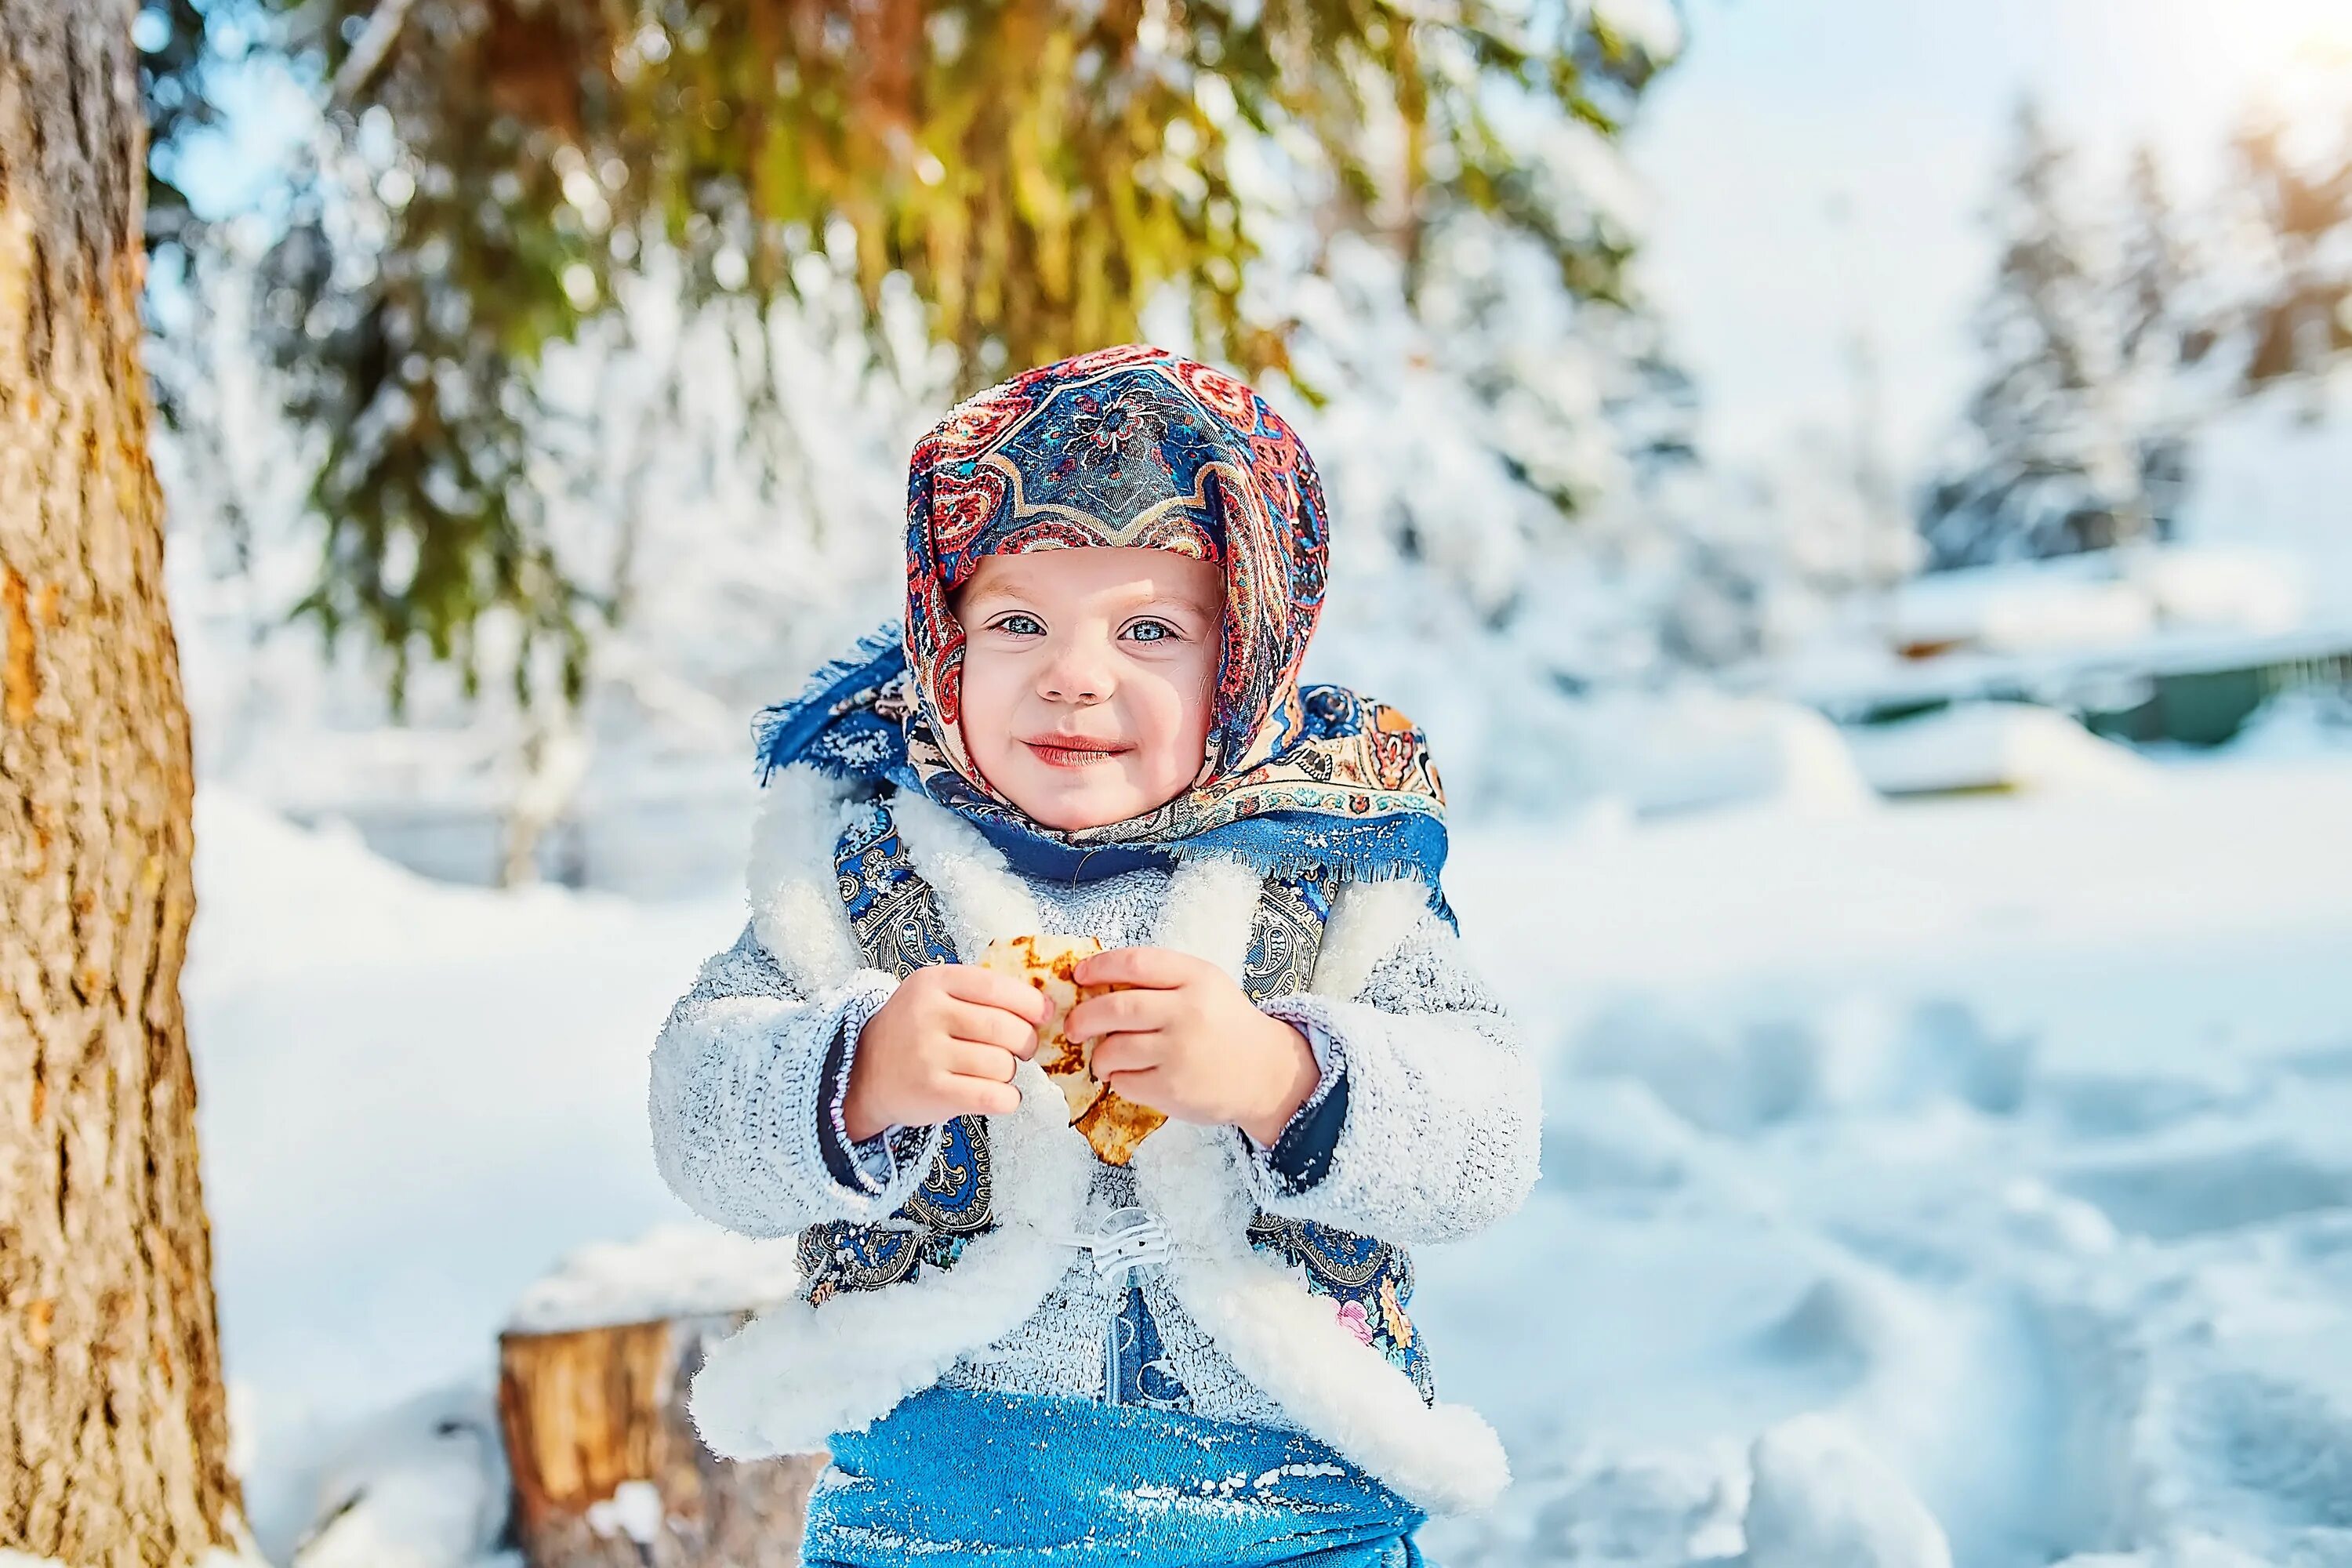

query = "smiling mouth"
[1023,738,1131,769]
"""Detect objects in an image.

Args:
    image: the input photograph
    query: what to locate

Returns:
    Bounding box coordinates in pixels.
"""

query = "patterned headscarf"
[757,344,1448,892]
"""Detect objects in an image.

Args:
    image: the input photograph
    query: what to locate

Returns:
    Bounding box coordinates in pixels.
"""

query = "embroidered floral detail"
[1379,1276,1414,1348]
[1337,1300,1375,1345]
[1249,1213,1435,1403]
[1068,390,1163,460]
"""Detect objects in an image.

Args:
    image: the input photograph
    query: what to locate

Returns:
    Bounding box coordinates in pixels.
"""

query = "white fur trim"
[891,790,1042,956]
[687,1058,1098,1457]
[718,812,1507,1507]
[1153,856,1264,978]
[1130,1121,1512,1515]
[1177,1254,1512,1514]
[746,767,863,993]
[1309,879,1429,1003]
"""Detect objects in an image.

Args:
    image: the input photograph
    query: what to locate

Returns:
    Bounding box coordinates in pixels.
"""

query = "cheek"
[1178,655,1218,748]
[1133,649,1218,760]
[954,648,1020,756]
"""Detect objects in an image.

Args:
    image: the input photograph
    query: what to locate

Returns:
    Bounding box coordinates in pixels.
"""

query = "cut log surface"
[497,1312,827,1568]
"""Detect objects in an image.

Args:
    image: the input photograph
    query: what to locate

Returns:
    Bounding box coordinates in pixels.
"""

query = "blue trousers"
[800,1386,1431,1566]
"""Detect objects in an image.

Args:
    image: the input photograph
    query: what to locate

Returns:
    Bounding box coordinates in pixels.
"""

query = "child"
[648,343,1537,1565]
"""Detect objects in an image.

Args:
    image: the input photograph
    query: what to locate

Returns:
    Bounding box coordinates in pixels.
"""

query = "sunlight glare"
[2227,0,2352,119]
[2245,0,2352,67]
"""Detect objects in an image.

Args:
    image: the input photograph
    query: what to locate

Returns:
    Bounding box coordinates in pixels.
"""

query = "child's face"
[951,546,1224,831]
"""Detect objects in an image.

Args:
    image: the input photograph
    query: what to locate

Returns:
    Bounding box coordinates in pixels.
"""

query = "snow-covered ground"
[185,751,2352,1566]
[1423,757,2352,1566]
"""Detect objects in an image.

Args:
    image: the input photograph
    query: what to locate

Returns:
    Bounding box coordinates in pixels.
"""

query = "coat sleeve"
[1241,909,1540,1246]
[647,921,946,1238]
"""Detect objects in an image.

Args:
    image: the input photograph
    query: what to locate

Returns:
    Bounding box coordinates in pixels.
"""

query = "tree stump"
[496,1312,828,1568]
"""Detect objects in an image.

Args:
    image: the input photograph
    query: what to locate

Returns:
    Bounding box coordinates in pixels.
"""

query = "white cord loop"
[1061,1205,1174,1288]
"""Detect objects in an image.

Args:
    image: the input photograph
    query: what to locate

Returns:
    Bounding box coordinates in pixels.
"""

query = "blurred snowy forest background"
[133,0,2352,1563]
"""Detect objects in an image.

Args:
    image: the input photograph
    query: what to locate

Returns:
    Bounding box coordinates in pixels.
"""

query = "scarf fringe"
[1161,815,1455,927]
[1166,817,1449,881]
[753,620,908,785]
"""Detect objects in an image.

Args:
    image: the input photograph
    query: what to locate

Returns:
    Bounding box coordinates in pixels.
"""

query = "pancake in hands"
[978,935,1168,1165]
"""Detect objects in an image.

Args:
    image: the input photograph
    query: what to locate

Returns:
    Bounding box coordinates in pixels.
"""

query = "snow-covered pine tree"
[160,2,1701,848]
[1265,3,1702,677]
[1267,217,1715,810]
[147,0,1690,728]
[1921,103,2167,570]
[2112,143,2201,534]
[2230,114,2352,394]
[157,231,927,890]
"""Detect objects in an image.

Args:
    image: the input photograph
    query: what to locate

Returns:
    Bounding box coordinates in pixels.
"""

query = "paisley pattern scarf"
[753,343,1450,895]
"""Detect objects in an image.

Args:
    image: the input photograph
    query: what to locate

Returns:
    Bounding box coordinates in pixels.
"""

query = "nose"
[1037,630,1115,704]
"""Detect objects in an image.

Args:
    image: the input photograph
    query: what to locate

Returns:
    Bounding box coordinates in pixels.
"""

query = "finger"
[1096,1062,1173,1113]
[943,1000,1040,1057]
[934,964,1052,1023]
[935,1075,1022,1119]
[1073,946,1200,990]
[1087,1029,1167,1081]
[941,1040,1019,1084]
[1065,989,1175,1042]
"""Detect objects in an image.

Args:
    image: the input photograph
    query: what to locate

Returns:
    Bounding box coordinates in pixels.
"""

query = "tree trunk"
[497,1315,826,1567]
[0,2,244,1563]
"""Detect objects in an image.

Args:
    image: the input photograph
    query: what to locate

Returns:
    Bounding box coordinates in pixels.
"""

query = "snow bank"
[2123,546,2306,634]
[278,1386,506,1568]
[1313,590,1875,820]
[187,790,642,992]
[1843,702,2158,797]
[1563,690,1877,817]
[183,789,733,1553]
[1885,546,2304,658]
[1891,564,2154,655]
[1414,687,1873,820]
[1744,1414,1953,1568]
[1421,757,2352,1566]
[2213,688,2352,760]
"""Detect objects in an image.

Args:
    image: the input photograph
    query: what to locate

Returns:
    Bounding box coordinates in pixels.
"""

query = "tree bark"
[0,2,243,1563]
[497,1314,826,1568]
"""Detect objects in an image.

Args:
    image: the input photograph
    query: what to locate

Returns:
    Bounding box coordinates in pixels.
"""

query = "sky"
[1632,0,2352,506]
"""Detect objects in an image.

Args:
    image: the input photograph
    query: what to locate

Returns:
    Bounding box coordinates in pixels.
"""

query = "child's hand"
[844,965,1051,1142]
[1065,948,1319,1146]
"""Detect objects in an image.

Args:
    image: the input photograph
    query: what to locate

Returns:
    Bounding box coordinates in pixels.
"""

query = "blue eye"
[1123,619,1177,644]
[992,612,1045,637]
